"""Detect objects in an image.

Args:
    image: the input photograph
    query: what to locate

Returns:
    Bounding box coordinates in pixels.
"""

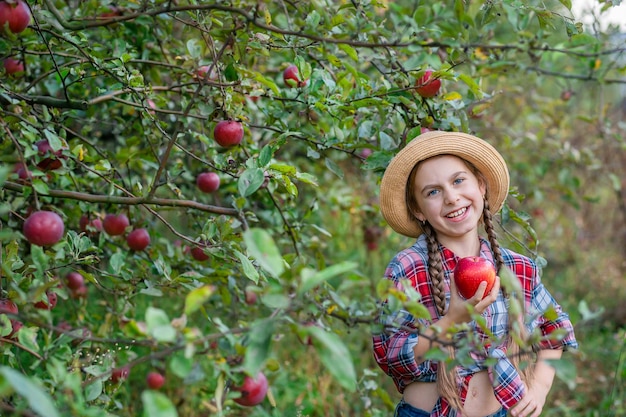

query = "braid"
[422,222,447,317]
[483,198,537,383]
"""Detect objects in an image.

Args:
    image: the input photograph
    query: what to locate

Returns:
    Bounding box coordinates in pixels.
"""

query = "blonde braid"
[483,197,536,384]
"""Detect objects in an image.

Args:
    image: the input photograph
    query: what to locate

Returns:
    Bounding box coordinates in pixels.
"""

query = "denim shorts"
[394,398,507,417]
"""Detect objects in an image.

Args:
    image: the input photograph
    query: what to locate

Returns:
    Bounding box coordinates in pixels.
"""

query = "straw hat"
[379,130,510,238]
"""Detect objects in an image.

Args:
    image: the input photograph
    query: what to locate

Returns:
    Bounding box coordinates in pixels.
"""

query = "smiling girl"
[373,131,578,417]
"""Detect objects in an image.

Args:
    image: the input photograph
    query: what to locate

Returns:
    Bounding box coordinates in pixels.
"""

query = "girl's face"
[410,155,486,241]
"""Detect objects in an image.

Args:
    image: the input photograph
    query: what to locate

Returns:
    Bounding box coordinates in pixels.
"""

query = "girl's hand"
[445,275,500,324]
[509,381,550,417]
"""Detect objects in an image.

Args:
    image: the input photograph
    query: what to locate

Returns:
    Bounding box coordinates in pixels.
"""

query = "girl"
[372,131,578,417]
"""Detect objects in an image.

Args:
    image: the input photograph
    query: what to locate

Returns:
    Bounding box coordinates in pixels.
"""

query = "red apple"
[244,288,257,305]
[0,299,18,315]
[4,57,24,75]
[196,172,220,193]
[103,213,130,236]
[232,372,268,407]
[213,120,243,147]
[14,162,31,180]
[190,243,210,261]
[283,64,306,88]
[34,291,58,310]
[23,210,65,246]
[0,0,31,34]
[195,65,217,81]
[79,214,103,235]
[126,228,150,251]
[35,139,67,171]
[453,256,496,300]
[110,365,130,383]
[65,271,85,290]
[8,319,22,339]
[70,284,88,299]
[146,371,165,389]
[415,69,441,98]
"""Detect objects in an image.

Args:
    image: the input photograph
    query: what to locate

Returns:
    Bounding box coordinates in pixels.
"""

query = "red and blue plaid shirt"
[372,236,578,416]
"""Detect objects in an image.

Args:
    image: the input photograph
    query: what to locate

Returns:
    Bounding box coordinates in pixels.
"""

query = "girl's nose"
[444,190,459,205]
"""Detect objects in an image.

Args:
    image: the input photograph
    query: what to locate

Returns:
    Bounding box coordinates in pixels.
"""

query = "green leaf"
[243,318,275,376]
[298,261,357,295]
[184,285,215,316]
[324,157,344,179]
[142,390,179,417]
[84,379,103,402]
[32,179,50,195]
[169,353,193,379]
[243,228,284,278]
[234,250,260,284]
[258,145,275,167]
[238,168,266,197]
[145,307,176,342]
[338,44,358,61]
[0,367,60,417]
[308,327,357,391]
[224,63,238,82]
[549,358,577,390]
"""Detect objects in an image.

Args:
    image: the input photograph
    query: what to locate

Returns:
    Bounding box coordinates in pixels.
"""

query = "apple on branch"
[453,256,496,300]
[103,213,130,236]
[0,0,31,35]
[4,57,24,76]
[23,210,65,246]
[232,372,268,407]
[283,64,307,88]
[196,172,220,193]
[213,120,243,147]
[415,69,442,98]
[126,228,150,251]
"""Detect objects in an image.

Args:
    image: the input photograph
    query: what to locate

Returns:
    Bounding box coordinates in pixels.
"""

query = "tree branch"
[3,181,239,217]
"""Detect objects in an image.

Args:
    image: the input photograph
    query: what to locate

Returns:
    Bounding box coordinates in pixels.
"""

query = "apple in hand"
[146,371,165,389]
[283,64,307,88]
[232,372,268,407]
[103,213,130,236]
[23,210,65,246]
[213,120,243,147]
[415,69,441,98]
[0,0,32,34]
[196,172,220,193]
[453,256,496,300]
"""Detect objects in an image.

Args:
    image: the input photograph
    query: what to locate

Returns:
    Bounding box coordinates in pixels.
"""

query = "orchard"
[1,1,625,417]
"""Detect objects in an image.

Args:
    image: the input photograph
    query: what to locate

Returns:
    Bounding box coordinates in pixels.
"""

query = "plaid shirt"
[372,236,578,416]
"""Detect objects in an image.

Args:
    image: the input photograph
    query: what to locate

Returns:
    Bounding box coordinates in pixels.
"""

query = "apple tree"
[1,0,624,416]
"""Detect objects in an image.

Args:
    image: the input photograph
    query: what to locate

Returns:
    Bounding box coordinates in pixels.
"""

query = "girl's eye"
[453,178,464,185]
[426,189,439,197]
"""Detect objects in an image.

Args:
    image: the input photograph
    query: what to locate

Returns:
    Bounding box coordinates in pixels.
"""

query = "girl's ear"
[409,207,426,222]
[479,179,487,197]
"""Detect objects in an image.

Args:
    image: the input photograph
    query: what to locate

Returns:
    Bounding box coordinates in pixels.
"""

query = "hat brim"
[379,131,510,238]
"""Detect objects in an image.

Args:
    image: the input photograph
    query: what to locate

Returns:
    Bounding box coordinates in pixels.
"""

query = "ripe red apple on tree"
[453,256,496,300]
[4,57,24,75]
[244,287,257,305]
[13,162,31,181]
[415,69,442,98]
[110,365,130,383]
[195,65,217,81]
[0,0,31,34]
[65,271,88,299]
[146,371,165,389]
[79,214,103,235]
[34,291,58,310]
[232,372,268,407]
[0,299,21,339]
[190,243,210,261]
[213,120,243,147]
[103,213,130,236]
[23,210,65,246]
[196,172,220,193]
[126,228,150,251]
[35,139,67,171]
[283,64,307,88]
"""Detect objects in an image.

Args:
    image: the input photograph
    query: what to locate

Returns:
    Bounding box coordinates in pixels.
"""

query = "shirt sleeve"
[372,251,435,392]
